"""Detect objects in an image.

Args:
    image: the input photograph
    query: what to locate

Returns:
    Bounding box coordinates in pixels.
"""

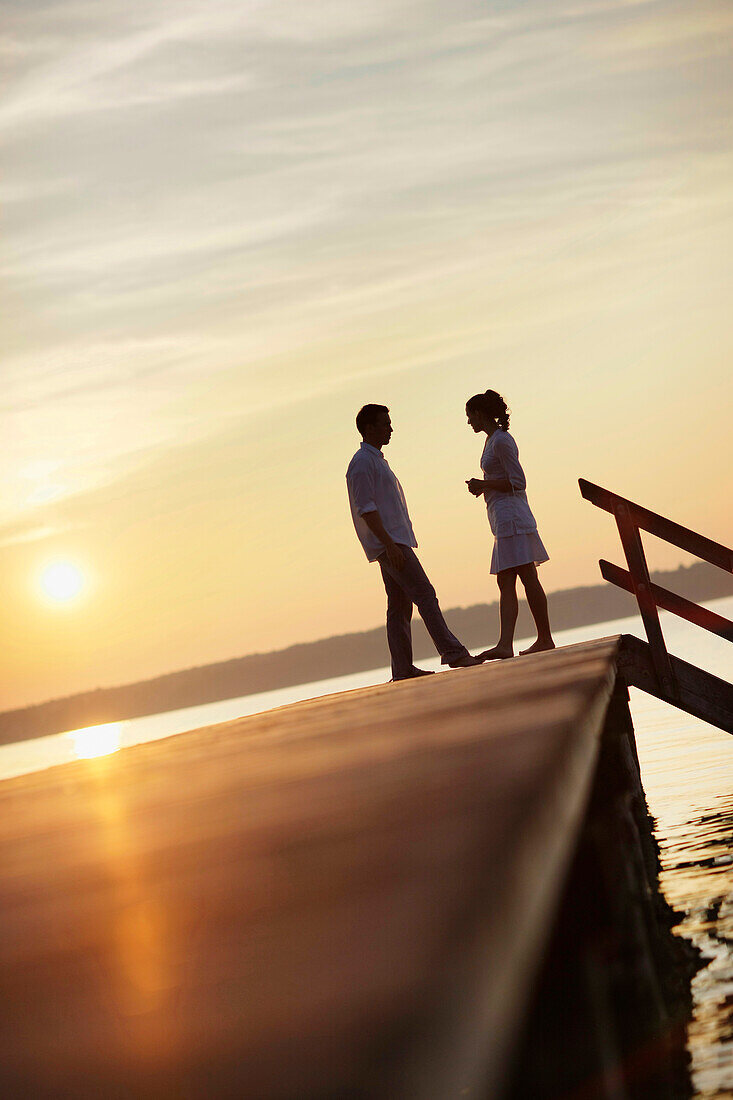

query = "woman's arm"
[466,477,513,497]
[494,435,526,491]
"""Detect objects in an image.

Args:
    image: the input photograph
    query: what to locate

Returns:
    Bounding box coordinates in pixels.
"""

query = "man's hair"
[355,404,389,435]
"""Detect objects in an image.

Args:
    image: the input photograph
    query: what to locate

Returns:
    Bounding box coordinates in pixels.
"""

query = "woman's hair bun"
[466,389,510,431]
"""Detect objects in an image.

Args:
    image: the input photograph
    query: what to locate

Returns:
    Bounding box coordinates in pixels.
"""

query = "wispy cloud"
[1,6,205,129]
[3,0,732,544]
[0,523,60,549]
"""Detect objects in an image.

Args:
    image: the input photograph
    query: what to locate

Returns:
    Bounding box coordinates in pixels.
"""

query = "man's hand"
[466,478,485,498]
[361,509,407,569]
[385,541,405,571]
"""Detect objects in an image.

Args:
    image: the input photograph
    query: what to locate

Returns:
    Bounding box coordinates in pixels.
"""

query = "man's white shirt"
[346,442,417,561]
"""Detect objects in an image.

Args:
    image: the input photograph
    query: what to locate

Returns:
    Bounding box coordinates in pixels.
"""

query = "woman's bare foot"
[477,645,514,661]
[519,639,556,656]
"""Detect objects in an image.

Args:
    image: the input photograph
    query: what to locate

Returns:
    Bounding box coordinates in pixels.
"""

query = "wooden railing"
[579,479,733,731]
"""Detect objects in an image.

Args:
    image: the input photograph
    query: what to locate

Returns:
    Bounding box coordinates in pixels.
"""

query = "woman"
[465,390,554,658]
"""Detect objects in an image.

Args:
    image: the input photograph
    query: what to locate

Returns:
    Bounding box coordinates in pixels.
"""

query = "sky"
[2,0,732,712]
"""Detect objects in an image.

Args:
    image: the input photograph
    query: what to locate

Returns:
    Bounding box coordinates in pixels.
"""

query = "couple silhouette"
[346,392,555,682]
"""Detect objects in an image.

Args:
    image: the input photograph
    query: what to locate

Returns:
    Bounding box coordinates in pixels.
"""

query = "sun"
[39,561,85,603]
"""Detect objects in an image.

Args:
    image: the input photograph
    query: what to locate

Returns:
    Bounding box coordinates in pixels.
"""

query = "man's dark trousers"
[377,545,469,680]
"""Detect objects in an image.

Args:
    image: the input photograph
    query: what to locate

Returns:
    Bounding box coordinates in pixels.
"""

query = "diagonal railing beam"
[581,478,732,723]
[613,501,677,699]
[618,635,733,734]
[579,479,733,573]
[600,560,733,642]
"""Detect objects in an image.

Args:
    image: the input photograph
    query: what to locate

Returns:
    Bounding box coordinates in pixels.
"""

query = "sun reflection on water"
[68,721,124,759]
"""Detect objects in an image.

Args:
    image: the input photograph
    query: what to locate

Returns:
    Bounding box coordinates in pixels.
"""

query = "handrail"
[599,561,733,642]
[579,479,733,702]
[579,479,733,573]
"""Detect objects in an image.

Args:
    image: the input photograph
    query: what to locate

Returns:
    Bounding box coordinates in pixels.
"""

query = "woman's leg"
[478,568,518,659]
[517,563,555,654]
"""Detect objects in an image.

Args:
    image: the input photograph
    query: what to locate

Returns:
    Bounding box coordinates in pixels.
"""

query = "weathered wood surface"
[0,639,622,1098]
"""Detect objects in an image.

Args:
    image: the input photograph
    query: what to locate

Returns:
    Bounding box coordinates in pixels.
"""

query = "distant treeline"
[2,562,731,746]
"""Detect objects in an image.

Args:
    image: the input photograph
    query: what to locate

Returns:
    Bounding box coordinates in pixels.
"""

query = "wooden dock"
[0,637,692,1099]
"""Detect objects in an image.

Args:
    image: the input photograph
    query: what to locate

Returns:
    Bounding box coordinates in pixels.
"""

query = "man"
[346,404,482,681]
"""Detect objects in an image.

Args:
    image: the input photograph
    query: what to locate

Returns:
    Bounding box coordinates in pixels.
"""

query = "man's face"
[374,411,393,446]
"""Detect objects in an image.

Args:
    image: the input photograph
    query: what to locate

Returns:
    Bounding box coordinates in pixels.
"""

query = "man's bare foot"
[519,639,556,656]
[476,646,513,661]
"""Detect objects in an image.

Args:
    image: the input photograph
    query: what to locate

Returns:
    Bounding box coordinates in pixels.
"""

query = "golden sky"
[2,0,732,711]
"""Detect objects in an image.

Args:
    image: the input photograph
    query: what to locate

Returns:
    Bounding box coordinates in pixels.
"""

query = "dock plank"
[0,638,622,1098]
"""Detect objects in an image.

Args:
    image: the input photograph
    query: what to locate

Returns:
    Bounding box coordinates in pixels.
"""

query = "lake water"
[2,597,732,1097]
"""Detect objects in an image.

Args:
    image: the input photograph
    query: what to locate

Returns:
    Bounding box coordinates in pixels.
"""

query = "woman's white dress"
[480,430,549,574]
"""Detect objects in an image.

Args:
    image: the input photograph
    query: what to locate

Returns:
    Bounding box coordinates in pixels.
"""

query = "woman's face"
[466,406,484,433]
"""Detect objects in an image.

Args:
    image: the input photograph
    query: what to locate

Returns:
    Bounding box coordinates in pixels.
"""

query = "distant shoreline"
[2,562,731,746]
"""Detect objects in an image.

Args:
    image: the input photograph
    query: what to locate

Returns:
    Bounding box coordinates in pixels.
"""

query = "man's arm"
[361,510,405,570]
[348,460,406,570]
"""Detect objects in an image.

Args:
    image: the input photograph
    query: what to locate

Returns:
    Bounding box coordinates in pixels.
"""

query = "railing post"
[614,503,677,700]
